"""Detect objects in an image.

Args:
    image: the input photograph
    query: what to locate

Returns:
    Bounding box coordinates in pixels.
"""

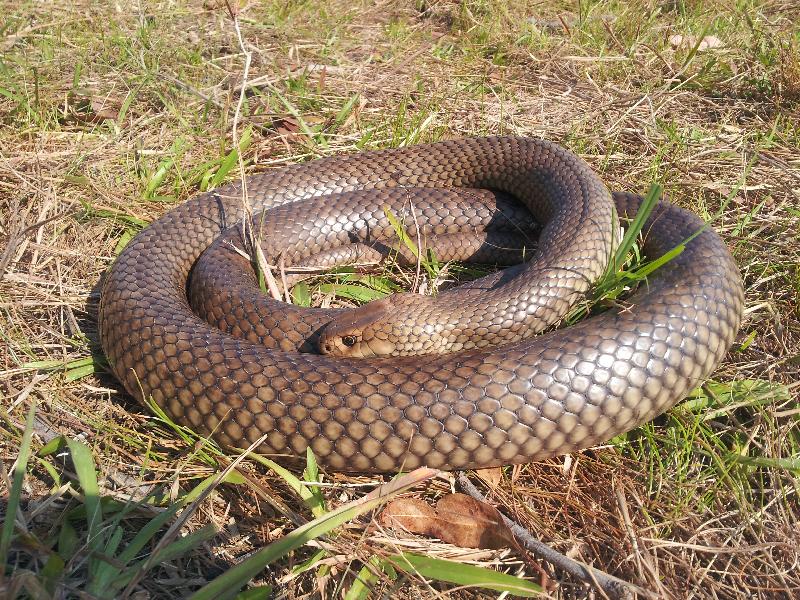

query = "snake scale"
[99,137,744,472]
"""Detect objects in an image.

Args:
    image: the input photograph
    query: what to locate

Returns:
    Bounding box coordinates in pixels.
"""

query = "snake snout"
[318,296,400,357]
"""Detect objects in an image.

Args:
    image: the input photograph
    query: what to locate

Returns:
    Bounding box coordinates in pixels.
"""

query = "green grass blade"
[382,204,439,280]
[332,94,360,132]
[117,82,144,124]
[0,403,37,570]
[613,184,662,273]
[344,557,387,600]
[275,92,325,147]
[64,439,102,539]
[337,273,400,294]
[21,354,108,382]
[302,448,327,517]
[627,243,685,279]
[23,355,97,371]
[291,282,311,306]
[234,587,273,599]
[115,500,185,565]
[289,548,327,576]
[385,552,542,596]
[318,283,388,302]
[187,504,364,600]
[738,330,757,351]
[678,21,713,71]
[80,201,149,229]
[57,521,79,561]
[189,469,438,600]
[65,359,104,382]
[89,525,126,594]
[64,439,103,579]
[114,228,136,254]
[141,396,227,466]
[681,379,791,417]
[251,456,322,516]
[102,524,124,559]
[143,524,218,566]
[181,471,245,505]
[111,525,218,591]
[144,157,175,198]
[35,456,62,488]
[730,455,799,472]
[208,126,252,190]
[383,205,420,260]
[41,553,66,594]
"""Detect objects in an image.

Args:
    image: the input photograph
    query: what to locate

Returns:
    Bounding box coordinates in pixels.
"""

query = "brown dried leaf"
[511,463,525,484]
[382,493,518,550]
[701,35,723,50]
[475,467,503,488]
[273,116,302,136]
[66,91,120,123]
[380,497,436,535]
[272,115,324,141]
[432,493,515,549]
[669,34,724,51]
[219,0,240,18]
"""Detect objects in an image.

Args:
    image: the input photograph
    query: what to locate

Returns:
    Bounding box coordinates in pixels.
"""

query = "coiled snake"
[99,137,744,472]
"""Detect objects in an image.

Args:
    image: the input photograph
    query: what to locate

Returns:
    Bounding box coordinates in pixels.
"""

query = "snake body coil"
[99,137,744,472]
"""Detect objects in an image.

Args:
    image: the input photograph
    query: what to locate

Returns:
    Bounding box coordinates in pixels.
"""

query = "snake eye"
[342,335,357,347]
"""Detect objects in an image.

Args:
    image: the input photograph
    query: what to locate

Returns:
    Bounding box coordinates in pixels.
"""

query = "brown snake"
[99,137,744,472]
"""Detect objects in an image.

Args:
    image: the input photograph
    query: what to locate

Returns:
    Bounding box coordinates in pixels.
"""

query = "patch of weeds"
[0,406,219,599]
[21,355,108,383]
[563,184,675,326]
[2,410,534,599]
[357,95,446,149]
[384,17,412,45]
[431,39,458,60]
[616,378,796,517]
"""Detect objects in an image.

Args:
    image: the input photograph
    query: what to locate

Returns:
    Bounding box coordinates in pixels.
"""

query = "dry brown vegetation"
[1,0,799,598]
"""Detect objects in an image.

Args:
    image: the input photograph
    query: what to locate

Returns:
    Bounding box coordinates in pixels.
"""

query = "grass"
[1,0,799,598]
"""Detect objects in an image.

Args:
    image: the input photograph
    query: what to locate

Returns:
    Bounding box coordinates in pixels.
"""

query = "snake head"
[319,293,433,358]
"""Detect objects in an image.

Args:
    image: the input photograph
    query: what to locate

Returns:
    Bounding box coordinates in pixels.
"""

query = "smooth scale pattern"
[98,137,744,472]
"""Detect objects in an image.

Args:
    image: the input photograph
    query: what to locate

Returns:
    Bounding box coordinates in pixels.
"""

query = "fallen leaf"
[380,497,436,535]
[272,115,302,136]
[669,34,724,51]
[434,493,514,549]
[381,493,515,550]
[700,35,723,50]
[669,34,689,48]
[475,467,503,488]
[271,114,325,142]
[381,492,551,589]
[66,90,121,123]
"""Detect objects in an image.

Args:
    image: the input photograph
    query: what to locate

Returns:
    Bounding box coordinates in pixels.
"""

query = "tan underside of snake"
[99,137,744,472]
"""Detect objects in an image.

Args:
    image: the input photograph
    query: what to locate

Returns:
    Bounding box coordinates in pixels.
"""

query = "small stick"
[615,480,661,589]
[457,473,651,600]
[278,252,291,303]
[407,198,423,294]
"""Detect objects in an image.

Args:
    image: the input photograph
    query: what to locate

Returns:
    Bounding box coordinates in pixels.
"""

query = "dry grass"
[1,0,799,598]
